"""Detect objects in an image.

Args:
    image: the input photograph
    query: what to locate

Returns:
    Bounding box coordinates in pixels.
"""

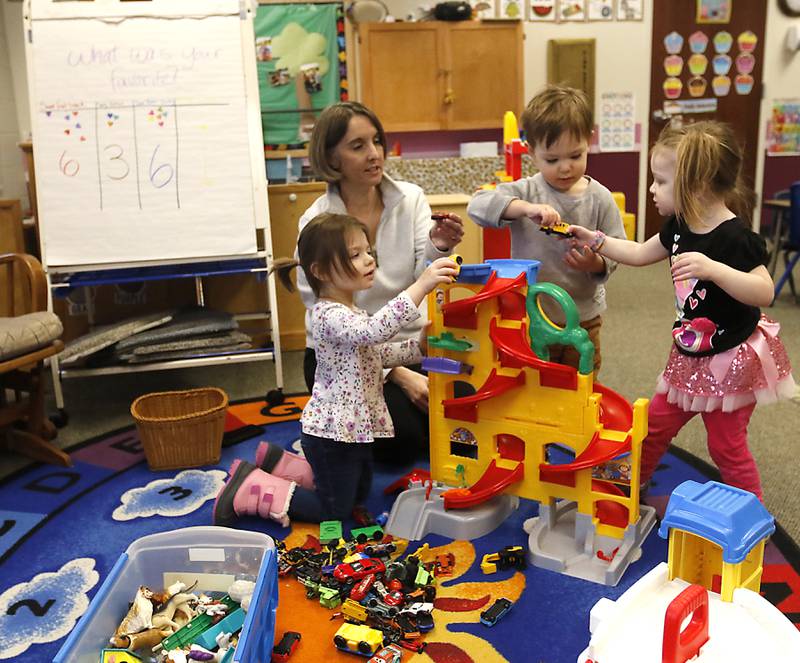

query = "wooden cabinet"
[268,182,327,351]
[359,21,523,132]
[268,184,483,351]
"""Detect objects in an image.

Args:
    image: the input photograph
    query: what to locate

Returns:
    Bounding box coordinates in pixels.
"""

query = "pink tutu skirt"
[657,316,796,413]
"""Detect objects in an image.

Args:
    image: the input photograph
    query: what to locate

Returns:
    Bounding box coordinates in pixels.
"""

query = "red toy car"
[272,630,301,662]
[333,557,386,582]
[349,573,377,601]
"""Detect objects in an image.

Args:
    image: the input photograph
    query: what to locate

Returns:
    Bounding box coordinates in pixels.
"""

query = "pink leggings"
[640,392,761,499]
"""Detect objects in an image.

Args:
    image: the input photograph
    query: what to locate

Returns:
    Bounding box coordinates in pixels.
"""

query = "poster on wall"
[529,0,556,20]
[587,0,614,21]
[617,0,643,20]
[559,0,586,21]
[598,92,636,152]
[696,0,731,24]
[767,100,800,156]
[255,3,347,149]
[476,0,498,19]
[501,0,524,19]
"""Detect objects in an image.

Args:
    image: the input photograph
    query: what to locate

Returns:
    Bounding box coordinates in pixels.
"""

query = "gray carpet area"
[1,262,798,541]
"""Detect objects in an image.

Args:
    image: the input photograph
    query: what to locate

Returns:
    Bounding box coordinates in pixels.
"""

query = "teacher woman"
[296,101,464,464]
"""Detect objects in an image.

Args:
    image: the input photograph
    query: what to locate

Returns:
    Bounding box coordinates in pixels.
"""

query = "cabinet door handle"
[444,89,455,104]
[289,193,297,202]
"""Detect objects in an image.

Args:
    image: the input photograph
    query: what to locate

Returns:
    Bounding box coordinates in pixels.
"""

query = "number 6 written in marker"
[149,144,174,189]
[58,150,79,177]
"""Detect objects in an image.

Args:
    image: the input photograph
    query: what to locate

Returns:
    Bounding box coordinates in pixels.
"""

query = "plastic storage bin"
[54,527,277,663]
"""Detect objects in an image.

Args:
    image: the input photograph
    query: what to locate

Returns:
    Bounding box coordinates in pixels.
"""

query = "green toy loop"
[526,282,595,375]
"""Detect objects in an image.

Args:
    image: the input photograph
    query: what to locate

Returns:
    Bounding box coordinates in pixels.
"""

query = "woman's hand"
[389,366,429,412]
[430,212,465,251]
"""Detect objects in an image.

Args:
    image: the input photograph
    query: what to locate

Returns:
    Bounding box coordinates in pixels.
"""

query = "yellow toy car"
[539,221,574,238]
[333,623,384,656]
[480,545,527,574]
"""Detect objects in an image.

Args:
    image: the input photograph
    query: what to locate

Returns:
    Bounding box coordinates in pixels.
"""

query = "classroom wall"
[2,3,798,230]
[0,1,28,207]
[758,2,800,229]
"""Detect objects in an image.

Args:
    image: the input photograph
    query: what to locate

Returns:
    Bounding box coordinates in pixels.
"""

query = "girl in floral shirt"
[214,213,457,527]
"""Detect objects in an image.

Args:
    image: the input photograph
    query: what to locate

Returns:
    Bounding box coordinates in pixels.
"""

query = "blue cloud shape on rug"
[0,558,98,659]
[112,469,227,521]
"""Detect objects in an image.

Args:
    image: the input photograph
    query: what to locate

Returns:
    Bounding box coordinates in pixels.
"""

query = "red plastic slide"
[489,318,577,390]
[442,368,525,423]
[593,382,632,431]
[441,271,527,329]
[442,459,524,509]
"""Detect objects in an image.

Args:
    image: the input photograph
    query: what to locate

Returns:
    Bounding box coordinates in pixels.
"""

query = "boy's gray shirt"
[468,173,626,325]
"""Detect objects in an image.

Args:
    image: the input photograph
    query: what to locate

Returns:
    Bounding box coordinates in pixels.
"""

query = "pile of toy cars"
[276,522,441,657]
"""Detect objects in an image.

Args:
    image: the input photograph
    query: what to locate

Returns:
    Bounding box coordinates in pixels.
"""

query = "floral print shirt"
[301,292,422,443]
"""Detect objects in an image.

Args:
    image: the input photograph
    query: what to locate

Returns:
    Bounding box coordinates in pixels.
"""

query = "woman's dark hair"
[308,102,387,183]
[271,212,370,296]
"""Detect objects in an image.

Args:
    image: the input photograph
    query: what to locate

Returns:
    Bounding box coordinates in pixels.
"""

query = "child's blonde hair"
[653,121,755,228]
[521,84,593,149]
[271,212,371,296]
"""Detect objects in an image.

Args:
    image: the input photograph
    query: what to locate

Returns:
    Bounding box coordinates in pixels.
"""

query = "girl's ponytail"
[270,257,301,293]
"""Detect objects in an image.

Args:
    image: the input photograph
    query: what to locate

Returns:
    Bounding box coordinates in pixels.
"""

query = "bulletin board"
[254,2,347,149]
[25,0,269,269]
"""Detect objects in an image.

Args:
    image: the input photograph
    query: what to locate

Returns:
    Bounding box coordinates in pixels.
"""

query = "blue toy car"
[480,597,513,626]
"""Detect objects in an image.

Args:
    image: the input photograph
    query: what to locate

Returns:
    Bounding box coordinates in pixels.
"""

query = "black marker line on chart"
[94,105,103,210]
[174,102,180,209]
[132,103,142,209]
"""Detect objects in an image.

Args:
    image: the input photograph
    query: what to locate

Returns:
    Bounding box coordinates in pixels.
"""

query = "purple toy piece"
[421,357,473,375]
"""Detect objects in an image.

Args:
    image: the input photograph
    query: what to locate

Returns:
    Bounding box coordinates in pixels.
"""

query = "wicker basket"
[131,387,229,471]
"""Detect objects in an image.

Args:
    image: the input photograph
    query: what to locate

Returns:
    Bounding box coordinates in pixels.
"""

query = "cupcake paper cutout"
[712,54,732,76]
[735,52,755,75]
[713,31,733,54]
[712,75,731,96]
[688,77,707,98]
[737,31,758,53]
[689,31,709,54]
[663,77,683,99]
[688,53,708,76]
[664,31,684,55]
[734,74,754,95]
[664,55,684,77]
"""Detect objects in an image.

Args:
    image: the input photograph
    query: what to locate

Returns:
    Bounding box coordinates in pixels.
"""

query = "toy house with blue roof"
[659,480,775,602]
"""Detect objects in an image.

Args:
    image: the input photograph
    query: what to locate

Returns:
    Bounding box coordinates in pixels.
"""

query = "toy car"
[351,524,384,543]
[363,542,397,558]
[435,552,455,576]
[271,630,301,662]
[539,220,574,237]
[368,643,404,663]
[480,597,513,627]
[420,356,473,376]
[333,623,384,656]
[480,545,526,574]
[333,557,385,582]
[319,520,343,545]
[349,573,377,601]
[342,598,369,623]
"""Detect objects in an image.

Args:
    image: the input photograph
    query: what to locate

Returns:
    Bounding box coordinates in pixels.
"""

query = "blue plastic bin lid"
[658,480,775,563]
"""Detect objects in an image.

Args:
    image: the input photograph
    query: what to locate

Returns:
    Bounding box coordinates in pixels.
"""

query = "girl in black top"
[565,121,795,500]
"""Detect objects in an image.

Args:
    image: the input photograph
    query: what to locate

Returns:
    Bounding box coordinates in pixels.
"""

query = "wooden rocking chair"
[0,253,70,466]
